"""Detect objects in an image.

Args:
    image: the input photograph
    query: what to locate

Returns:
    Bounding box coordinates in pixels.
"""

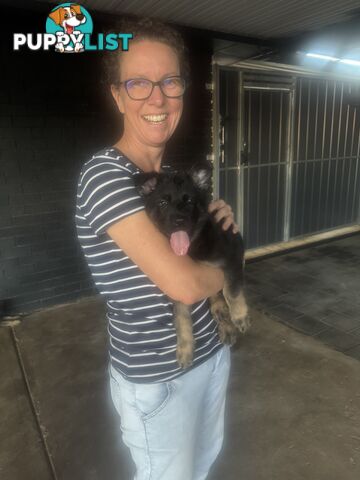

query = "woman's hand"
[208,199,239,234]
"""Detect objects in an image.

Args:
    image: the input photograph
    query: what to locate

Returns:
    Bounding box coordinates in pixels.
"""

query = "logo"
[13,3,132,53]
[46,3,93,53]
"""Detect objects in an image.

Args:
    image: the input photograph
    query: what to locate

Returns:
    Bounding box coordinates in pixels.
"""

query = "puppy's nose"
[174,218,185,227]
[76,14,85,20]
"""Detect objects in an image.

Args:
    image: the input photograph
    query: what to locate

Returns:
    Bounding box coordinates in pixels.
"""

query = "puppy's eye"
[159,195,171,207]
[64,13,69,18]
[182,194,193,204]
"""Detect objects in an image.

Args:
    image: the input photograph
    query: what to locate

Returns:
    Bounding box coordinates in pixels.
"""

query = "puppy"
[48,4,86,52]
[134,161,251,368]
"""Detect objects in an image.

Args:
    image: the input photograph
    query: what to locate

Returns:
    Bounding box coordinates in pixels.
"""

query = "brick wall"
[0,5,213,315]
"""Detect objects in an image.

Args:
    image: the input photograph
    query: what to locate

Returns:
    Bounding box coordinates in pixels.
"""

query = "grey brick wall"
[0,6,213,315]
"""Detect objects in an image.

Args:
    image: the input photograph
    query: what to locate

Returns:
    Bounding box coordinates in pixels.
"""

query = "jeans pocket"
[134,381,175,421]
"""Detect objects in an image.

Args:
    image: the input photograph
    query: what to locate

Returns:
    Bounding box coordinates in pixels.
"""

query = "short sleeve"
[78,160,145,236]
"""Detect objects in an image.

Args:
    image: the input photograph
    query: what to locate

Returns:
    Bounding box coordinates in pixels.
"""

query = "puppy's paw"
[218,321,238,345]
[233,312,251,334]
[176,341,194,369]
[75,42,84,52]
[211,300,229,321]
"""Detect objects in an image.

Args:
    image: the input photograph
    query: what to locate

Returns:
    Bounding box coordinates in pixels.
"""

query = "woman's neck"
[114,134,165,173]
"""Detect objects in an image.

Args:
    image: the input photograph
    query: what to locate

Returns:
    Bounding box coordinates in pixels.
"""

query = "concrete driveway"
[1,295,359,480]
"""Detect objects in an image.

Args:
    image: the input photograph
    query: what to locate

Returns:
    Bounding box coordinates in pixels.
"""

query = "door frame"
[213,63,296,246]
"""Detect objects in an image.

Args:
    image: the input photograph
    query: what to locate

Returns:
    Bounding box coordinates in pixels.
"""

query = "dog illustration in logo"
[48,4,86,52]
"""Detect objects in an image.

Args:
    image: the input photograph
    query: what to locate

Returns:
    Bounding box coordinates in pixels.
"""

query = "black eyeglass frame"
[117,75,187,100]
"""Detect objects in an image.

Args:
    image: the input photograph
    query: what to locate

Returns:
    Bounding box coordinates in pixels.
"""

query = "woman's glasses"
[119,76,186,100]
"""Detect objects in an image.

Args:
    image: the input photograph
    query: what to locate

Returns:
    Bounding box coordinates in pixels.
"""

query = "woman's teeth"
[142,114,168,123]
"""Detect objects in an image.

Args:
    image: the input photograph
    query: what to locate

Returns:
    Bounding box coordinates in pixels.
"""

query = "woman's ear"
[110,84,125,114]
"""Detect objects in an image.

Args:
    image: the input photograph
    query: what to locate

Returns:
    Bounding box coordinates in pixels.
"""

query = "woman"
[76,16,239,480]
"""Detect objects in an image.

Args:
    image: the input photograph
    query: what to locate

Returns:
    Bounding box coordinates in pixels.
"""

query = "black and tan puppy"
[134,161,251,368]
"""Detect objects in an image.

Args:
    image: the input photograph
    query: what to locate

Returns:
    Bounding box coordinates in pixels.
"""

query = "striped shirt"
[75,146,223,383]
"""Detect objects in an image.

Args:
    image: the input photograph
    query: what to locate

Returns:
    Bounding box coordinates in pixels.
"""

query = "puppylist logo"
[46,3,92,53]
[13,3,132,53]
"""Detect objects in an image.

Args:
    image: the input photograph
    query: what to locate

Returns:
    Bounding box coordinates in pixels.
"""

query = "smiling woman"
[75,15,236,480]
[108,41,186,163]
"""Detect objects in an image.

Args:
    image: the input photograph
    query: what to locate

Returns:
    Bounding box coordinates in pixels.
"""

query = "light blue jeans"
[108,345,231,480]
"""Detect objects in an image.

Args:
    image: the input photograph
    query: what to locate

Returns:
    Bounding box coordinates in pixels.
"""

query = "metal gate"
[291,77,360,237]
[214,63,360,250]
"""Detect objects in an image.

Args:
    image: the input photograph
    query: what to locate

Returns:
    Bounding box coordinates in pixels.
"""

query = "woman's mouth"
[142,113,168,125]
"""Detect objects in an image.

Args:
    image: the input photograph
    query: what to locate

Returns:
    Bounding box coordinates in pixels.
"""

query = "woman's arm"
[107,210,224,305]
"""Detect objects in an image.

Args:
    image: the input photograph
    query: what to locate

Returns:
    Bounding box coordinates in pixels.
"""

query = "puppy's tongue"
[170,231,190,256]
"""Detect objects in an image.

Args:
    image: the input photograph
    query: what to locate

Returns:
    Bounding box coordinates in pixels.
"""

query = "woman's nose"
[148,85,166,105]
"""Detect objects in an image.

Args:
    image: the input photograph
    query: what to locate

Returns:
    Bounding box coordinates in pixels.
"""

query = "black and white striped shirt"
[75,146,223,383]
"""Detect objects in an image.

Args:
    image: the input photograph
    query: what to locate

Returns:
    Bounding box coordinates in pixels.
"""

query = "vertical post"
[283,81,296,241]
[300,79,311,234]
[237,71,245,236]
[266,92,273,245]
[256,90,262,246]
[309,81,320,232]
[275,91,283,241]
[330,82,344,226]
[345,102,356,222]
[316,79,328,232]
[211,61,220,200]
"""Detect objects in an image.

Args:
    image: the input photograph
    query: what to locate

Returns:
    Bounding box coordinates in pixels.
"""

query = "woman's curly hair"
[102,15,191,87]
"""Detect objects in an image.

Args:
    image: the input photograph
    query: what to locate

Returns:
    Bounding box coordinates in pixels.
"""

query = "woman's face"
[111,40,184,148]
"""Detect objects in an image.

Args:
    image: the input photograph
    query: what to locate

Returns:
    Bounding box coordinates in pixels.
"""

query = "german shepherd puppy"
[134,161,251,368]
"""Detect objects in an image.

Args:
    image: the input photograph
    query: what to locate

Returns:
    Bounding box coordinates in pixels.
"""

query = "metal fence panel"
[216,67,360,250]
[291,77,360,236]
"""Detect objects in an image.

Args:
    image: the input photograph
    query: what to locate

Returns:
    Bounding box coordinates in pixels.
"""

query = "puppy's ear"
[48,8,62,25]
[71,4,82,15]
[189,161,213,190]
[133,172,159,196]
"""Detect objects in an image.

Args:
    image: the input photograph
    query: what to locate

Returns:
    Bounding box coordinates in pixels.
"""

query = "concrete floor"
[1,234,360,480]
